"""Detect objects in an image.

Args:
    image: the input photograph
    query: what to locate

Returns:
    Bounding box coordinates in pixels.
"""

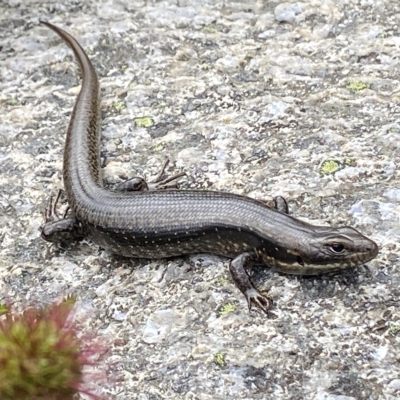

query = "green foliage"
[0,304,9,316]
[0,297,99,400]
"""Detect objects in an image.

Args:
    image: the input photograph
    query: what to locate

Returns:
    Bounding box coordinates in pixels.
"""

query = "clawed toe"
[43,189,69,223]
[116,159,186,192]
[148,159,186,189]
[245,288,273,315]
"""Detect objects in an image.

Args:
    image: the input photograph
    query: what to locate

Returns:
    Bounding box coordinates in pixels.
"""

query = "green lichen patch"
[202,26,218,34]
[5,98,18,106]
[344,157,356,167]
[152,143,164,152]
[134,116,154,128]
[232,82,244,89]
[219,302,236,316]
[346,81,369,92]
[389,125,400,133]
[215,276,228,287]
[112,100,126,113]
[214,352,226,367]
[320,159,343,175]
[389,323,400,336]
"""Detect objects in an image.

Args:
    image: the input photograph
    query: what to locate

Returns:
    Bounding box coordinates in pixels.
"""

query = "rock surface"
[0,0,399,399]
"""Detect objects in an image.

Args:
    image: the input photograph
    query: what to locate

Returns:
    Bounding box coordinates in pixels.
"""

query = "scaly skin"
[40,22,378,314]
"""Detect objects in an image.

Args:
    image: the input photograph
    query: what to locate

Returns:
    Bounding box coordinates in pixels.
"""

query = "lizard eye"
[330,243,345,253]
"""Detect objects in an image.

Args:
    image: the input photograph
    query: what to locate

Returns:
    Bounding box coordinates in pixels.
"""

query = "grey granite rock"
[0,0,399,399]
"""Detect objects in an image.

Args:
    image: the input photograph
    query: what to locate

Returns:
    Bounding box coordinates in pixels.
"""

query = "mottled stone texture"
[0,0,399,399]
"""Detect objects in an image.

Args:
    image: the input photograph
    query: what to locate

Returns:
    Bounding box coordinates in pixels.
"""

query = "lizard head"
[263,226,378,275]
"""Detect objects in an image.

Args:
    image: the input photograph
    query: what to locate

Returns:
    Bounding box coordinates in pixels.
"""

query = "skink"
[40,22,378,313]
